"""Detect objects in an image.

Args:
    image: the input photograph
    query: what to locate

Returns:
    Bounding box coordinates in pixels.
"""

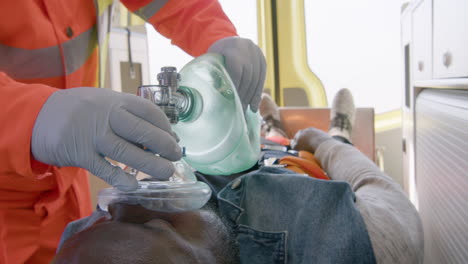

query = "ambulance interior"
[91,0,468,263]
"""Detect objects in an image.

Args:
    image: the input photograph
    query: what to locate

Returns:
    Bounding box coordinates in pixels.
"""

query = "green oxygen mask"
[97,54,260,213]
[138,53,261,175]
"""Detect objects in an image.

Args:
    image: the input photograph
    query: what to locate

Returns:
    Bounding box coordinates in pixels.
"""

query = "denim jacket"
[59,166,376,264]
[217,166,376,264]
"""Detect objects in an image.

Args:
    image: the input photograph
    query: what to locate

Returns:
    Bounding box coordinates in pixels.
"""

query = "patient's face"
[54,203,230,264]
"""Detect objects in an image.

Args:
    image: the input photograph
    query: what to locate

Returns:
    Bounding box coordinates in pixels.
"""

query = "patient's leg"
[258,89,355,146]
[258,93,288,140]
[290,89,424,263]
[328,88,355,145]
[289,88,356,150]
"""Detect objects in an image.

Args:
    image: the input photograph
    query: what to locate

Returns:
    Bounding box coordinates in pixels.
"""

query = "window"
[146,0,258,81]
[304,0,407,113]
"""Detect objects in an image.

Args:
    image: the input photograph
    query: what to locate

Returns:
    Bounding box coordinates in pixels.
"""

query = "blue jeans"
[217,166,376,264]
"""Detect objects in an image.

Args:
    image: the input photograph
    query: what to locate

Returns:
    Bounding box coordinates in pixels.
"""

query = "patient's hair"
[204,201,240,264]
[54,200,239,264]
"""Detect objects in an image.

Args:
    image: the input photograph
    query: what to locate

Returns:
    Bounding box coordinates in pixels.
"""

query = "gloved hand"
[290,128,334,153]
[208,36,266,112]
[31,87,182,191]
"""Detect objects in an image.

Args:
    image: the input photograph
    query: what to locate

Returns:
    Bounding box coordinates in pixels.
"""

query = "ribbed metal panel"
[416,89,468,264]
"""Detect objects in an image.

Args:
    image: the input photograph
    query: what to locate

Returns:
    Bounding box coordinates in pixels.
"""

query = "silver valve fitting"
[138,67,189,124]
[157,66,180,92]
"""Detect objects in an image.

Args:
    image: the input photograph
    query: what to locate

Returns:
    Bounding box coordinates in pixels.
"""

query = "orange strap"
[279,151,329,180]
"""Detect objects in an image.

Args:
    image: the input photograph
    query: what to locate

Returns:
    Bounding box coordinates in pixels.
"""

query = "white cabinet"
[403,1,468,263]
[433,0,468,78]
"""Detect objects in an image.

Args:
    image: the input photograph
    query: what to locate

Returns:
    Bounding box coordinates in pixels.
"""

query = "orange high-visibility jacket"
[0,1,237,263]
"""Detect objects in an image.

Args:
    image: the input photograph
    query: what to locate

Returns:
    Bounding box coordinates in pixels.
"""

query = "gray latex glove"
[290,128,334,153]
[31,87,182,191]
[208,36,266,112]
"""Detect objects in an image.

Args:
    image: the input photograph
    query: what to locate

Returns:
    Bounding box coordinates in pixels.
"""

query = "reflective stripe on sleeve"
[134,0,168,20]
[0,26,98,80]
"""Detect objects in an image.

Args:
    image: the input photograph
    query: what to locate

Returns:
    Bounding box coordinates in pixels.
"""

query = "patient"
[53,89,423,264]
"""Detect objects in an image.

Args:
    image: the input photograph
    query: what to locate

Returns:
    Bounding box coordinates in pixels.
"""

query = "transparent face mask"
[98,160,212,213]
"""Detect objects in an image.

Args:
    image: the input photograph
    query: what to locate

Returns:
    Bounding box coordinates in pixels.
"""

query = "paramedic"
[0,0,266,263]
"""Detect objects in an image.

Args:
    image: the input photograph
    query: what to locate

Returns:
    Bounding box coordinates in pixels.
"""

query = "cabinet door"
[412,0,432,81]
[433,0,468,78]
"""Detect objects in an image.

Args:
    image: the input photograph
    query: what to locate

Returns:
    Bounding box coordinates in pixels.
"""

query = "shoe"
[259,93,288,138]
[328,88,355,143]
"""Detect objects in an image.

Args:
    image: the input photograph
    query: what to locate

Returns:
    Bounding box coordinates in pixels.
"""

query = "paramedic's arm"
[0,73,181,190]
[0,72,56,179]
[121,0,266,112]
[291,128,424,264]
[121,0,237,56]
